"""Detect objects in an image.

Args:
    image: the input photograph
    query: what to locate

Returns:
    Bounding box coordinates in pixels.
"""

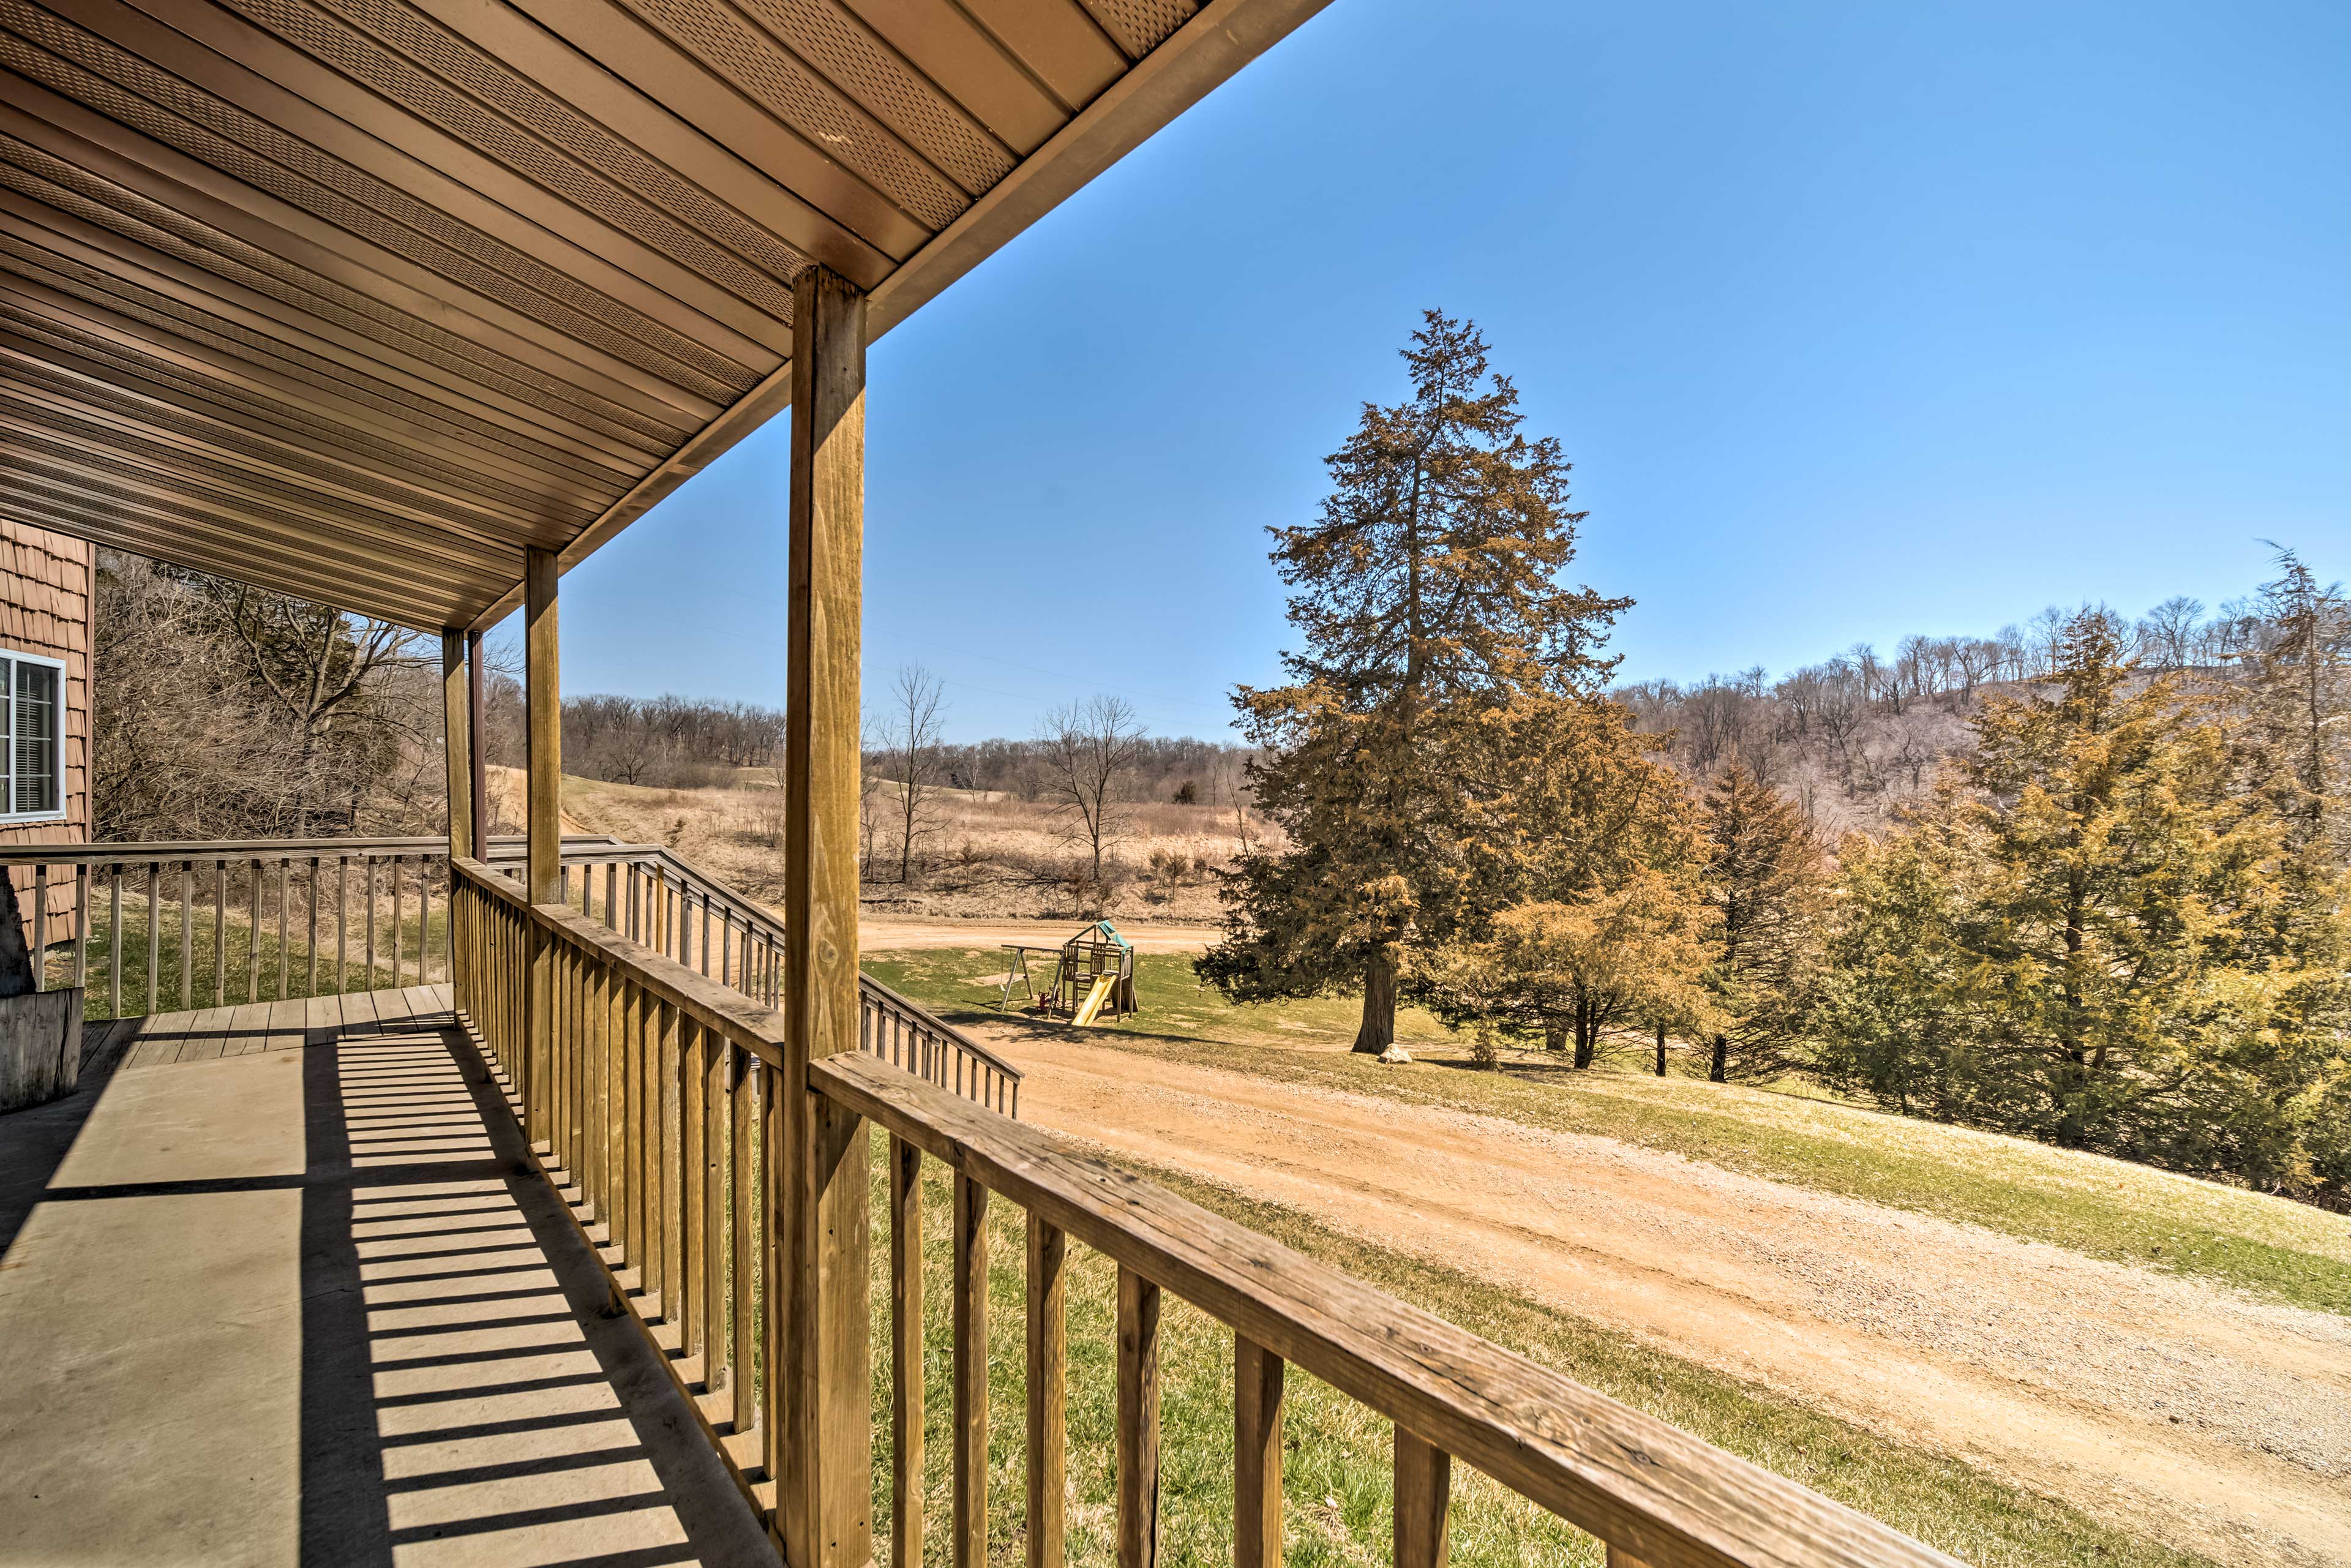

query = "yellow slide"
[1072,973,1118,1027]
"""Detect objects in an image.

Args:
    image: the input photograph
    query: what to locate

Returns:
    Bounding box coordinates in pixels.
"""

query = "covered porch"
[0,0,1958,1562]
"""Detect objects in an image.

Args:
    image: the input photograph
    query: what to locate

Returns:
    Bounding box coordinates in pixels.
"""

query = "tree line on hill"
[1201,310,2351,1210]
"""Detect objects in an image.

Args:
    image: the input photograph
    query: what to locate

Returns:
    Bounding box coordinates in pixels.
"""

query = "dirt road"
[972,1025,2351,1568]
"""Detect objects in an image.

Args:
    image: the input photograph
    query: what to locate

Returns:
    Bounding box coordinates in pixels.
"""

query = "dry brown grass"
[489,765,1264,923]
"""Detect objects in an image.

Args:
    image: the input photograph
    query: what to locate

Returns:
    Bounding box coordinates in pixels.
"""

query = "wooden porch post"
[467,626,489,860]
[776,263,871,1567]
[525,548,561,902]
[441,628,471,861]
[524,547,560,1147]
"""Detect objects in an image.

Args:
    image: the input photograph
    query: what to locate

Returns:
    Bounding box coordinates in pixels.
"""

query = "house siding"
[0,521,92,941]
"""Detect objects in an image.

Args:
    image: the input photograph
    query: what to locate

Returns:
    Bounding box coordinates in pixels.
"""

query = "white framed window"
[0,650,66,822]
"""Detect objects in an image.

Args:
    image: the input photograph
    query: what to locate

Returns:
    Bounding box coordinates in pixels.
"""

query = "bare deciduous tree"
[878,666,948,887]
[1036,694,1146,885]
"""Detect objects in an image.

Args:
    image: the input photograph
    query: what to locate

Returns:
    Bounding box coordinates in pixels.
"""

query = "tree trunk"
[1351,953,1397,1055]
[1571,1003,1595,1070]
[1709,1033,1728,1083]
[1655,1021,1667,1077]
[1543,1027,1565,1054]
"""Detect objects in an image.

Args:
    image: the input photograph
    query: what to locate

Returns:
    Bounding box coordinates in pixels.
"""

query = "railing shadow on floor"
[291,999,776,1568]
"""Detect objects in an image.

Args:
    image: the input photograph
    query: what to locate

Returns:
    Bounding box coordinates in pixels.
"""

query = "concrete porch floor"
[0,987,774,1567]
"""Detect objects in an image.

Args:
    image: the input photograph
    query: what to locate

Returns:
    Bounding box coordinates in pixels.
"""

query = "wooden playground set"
[996,920,1139,1026]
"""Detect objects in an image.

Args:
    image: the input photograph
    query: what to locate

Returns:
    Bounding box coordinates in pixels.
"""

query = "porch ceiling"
[0,0,1323,630]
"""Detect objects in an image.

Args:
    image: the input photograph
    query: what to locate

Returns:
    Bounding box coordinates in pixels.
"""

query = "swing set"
[997,919,1139,1026]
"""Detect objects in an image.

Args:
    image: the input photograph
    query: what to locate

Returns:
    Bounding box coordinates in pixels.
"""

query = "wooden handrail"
[813,1049,1958,1568]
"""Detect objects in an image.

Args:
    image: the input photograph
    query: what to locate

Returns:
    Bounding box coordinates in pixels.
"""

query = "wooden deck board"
[163,1005,230,1066]
[341,988,380,1038]
[263,997,307,1055]
[81,991,467,1068]
[0,988,774,1567]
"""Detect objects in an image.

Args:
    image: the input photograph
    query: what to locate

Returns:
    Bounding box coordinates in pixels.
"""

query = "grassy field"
[58,903,447,1021]
[867,1132,2216,1567]
[865,947,2351,1318]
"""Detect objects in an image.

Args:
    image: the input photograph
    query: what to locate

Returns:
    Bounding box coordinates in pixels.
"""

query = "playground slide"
[1073,973,1117,1027]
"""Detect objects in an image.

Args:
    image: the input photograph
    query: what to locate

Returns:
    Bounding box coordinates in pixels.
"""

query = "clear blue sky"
[535,0,2351,743]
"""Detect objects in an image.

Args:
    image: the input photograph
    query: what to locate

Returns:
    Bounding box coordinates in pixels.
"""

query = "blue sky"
[538,0,2351,743]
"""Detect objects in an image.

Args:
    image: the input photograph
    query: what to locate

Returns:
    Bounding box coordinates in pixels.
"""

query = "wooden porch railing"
[0,835,1018,1116]
[448,853,1956,1568]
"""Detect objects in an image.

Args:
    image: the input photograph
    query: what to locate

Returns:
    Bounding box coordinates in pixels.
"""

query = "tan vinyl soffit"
[0,0,1328,629]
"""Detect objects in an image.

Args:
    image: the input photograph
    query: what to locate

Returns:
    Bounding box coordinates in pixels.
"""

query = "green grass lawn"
[58,902,449,1021]
[867,1133,2214,1567]
[864,948,2351,1318]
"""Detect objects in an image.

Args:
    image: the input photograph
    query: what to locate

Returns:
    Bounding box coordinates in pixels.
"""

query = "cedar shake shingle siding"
[0,521,92,941]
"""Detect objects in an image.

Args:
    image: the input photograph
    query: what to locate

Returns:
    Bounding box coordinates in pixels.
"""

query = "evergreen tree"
[1698,765,1827,1082]
[1819,609,2351,1199]
[1201,312,1626,1052]
[2238,547,2349,858]
[1420,869,1719,1068]
[1415,690,1714,1062]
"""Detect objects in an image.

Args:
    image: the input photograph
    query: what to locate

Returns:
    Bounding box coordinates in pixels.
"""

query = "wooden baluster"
[729,1044,757,1430]
[391,857,405,989]
[1029,1217,1068,1568]
[1393,1430,1450,1568]
[306,857,321,998]
[334,858,348,996]
[275,857,290,1001]
[247,860,262,1004]
[604,863,618,933]
[179,863,193,1010]
[71,863,89,996]
[144,862,160,1015]
[624,981,645,1272]
[720,917,733,996]
[1117,1267,1162,1568]
[654,999,678,1319]
[703,1027,730,1400]
[699,899,711,977]
[107,865,122,1019]
[891,1135,924,1568]
[679,1018,705,1356]
[1236,1338,1284,1568]
[601,961,621,1229]
[211,863,225,1007]
[954,1171,989,1568]
[30,863,47,994]
[362,858,377,988]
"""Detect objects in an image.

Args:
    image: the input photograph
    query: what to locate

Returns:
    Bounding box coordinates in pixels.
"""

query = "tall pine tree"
[1199,312,1626,1052]
[1698,765,1827,1081]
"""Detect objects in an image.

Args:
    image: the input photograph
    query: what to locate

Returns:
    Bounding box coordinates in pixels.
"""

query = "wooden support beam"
[441,628,472,863]
[524,546,561,905]
[776,263,871,1568]
[524,546,559,1146]
[467,626,489,861]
